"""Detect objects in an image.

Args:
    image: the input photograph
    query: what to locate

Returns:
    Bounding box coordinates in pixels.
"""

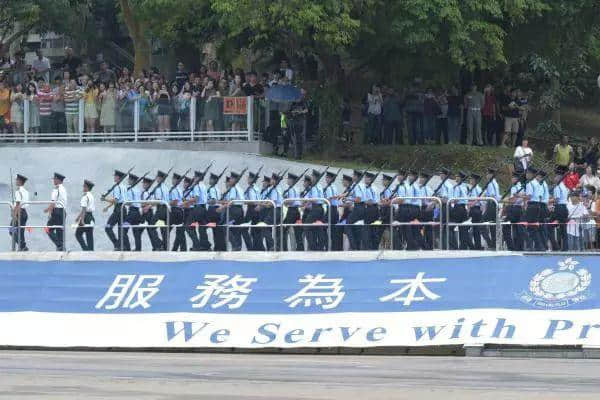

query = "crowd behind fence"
[4,196,598,253]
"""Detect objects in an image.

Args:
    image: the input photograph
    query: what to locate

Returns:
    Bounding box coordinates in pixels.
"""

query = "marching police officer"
[324,171,342,251]
[282,172,302,251]
[481,168,500,249]
[141,176,161,251]
[207,173,224,251]
[345,170,366,250]
[169,172,186,252]
[75,180,95,251]
[123,173,143,251]
[45,172,67,251]
[376,173,394,250]
[242,171,261,251]
[524,167,544,251]
[550,168,569,251]
[415,171,434,250]
[467,173,483,250]
[450,171,469,250]
[103,170,127,251]
[503,171,525,251]
[152,170,170,250]
[221,171,245,251]
[363,171,380,250]
[189,170,211,251]
[11,174,29,251]
[435,167,454,250]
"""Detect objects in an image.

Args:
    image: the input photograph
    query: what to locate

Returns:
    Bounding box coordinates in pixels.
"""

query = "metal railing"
[119,200,170,251]
[389,197,443,251]
[3,96,258,143]
[225,199,276,252]
[0,202,15,251]
[19,201,67,252]
[447,197,501,251]
[281,198,332,252]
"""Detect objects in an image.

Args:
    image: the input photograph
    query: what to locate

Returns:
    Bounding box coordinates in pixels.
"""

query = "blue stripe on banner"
[0,255,597,314]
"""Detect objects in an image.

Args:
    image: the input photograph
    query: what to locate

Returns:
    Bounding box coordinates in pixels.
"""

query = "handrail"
[390,197,443,251]
[19,201,67,252]
[120,200,171,251]
[225,199,276,252]
[447,197,500,251]
[0,202,15,251]
[281,198,332,252]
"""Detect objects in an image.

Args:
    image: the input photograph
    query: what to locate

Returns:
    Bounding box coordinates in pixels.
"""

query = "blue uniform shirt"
[325,185,339,207]
[437,180,454,199]
[169,186,182,207]
[207,185,220,206]
[363,185,377,204]
[510,182,524,206]
[553,182,569,205]
[193,183,207,205]
[484,179,500,201]
[111,182,126,203]
[245,184,259,201]
[526,180,542,202]
[350,182,366,204]
[225,185,244,201]
[267,186,282,206]
[453,182,469,204]
[126,186,141,208]
[153,182,169,203]
[284,186,300,207]
[541,181,550,204]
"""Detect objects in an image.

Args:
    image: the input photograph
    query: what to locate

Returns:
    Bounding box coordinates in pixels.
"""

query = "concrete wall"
[0,144,438,252]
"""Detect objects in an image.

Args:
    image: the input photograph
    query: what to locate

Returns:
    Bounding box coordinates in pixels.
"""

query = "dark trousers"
[482,203,497,249]
[283,207,303,251]
[142,209,161,250]
[329,206,343,251]
[227,205,244,251]
[47,208,65,250]
[259,207,275,251]
[366,114,382,144]
[526,202,544,251]
[436,118,448,144]
[483,116,496,145]
[185,207,201,250]
[449,204,469,250]
[75,212,95,251]
[242,205,261,251]
[10,209,28,250]
[345,204,365,250]
[191,205,211,250]
[364,204,380,250]
[549,204,568,251]
[52,111,66,133]
[123,207,142,251]
[503,205,525,251]
[208,206,226,251]
[152,205,169,250]
[469,205,483,250]
[105,204,125,250]
[419,206,434,250]
[170,207,187,251]
[384,120,403,145]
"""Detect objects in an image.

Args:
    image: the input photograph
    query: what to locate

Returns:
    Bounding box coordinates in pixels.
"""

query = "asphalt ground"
[0,351,598,399]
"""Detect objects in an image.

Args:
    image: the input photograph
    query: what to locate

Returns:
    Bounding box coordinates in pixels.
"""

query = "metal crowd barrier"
[225,199,276,252]
[19,201,67,252]
[447,197,501,251]
[281,198,332,252]
[0,202,15,251]
[119,200,171,251]
[389,196,443,251]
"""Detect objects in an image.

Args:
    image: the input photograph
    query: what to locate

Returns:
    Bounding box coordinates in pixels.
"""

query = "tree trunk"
[119,0,150,75]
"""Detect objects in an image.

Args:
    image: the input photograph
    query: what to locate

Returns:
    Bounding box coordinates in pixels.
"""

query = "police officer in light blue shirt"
[207,172,224,251]
[449,171,470,250]
[481,168,500,249]
[169,172,186,252]
[282,172,303,251]
[242,171,261,251]
[324,171,342,251]
[415,171,434,250]
[123,173,143,251]
[467,173,483,250]
[363,172,380,250]
[346,169,367,250]
[188,170,211,251]
[222,171,245,251]
[104,169,127,251]
[524,167,545,251]
[550,169,569,251]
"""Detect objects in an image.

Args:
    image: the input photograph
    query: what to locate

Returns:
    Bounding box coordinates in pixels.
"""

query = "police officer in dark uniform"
[169,172,186,252]
[104,170,127,251]
[282,172,302,251]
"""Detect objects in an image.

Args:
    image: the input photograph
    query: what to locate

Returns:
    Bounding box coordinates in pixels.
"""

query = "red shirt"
[564,172,580,190]
[482,94,496,117]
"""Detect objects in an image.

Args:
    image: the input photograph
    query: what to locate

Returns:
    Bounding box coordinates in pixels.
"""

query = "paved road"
[0,351,598,399]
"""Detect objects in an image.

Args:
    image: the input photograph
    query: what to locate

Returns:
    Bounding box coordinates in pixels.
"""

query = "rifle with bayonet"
[380,173,399,199]
[365,163,387,188]
[264,167,290,200]
[169,168,191,195]
[467,173,483,196]
[221,167,248,201]
[182,161,214,199]
[147,166,174,199]
[300,167,326,197]
[321,168,342,197]
[342,161,376,198]
[101,166,135,201]
[244,165,264,197]
[206,166,228,206]
[128,170,151,190]
[283,168,309,198]
[432,171,450,197]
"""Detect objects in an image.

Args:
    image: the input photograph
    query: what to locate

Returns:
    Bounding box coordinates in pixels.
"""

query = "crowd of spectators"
[363,80,530,147]
[0,48,303,138]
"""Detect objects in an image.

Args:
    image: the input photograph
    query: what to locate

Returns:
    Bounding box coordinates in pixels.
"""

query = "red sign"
[223,97,248,115]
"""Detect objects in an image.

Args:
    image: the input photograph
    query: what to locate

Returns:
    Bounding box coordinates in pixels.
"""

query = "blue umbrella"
[265,84,302,103]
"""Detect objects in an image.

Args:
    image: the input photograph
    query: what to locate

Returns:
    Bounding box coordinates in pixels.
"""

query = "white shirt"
[514,146,533,170]
[51,184,68,208]
[15,186,30,209]
[567,201,588,237]
[580,174,600,191]
[80,192,95,212]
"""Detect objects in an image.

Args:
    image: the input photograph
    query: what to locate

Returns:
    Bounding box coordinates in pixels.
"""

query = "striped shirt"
[64,89,80,115]
[37,88,53,117]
